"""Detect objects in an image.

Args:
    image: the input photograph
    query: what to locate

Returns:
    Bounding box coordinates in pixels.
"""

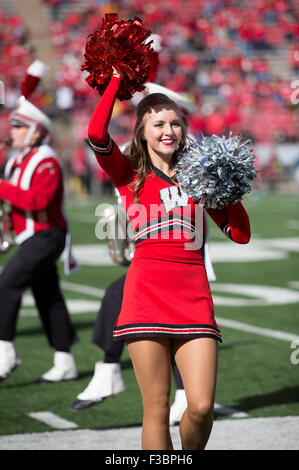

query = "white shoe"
[0,340,22,381]
[77,361,126,401]
[41,351,78,382]
[169,389,187,426]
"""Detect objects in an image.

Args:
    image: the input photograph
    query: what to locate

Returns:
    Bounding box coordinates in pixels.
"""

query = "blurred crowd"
[0,0,299,196]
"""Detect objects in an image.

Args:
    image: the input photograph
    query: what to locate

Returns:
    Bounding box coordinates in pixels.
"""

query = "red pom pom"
[82,13,155,101]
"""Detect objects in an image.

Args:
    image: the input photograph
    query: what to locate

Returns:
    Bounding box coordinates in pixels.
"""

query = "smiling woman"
[141,104,183,168]
[85,64,252,450]
[122,91,187,203]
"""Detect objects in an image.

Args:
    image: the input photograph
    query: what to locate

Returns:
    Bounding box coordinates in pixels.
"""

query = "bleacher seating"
[44,0,299,146]
[0,0,298,185]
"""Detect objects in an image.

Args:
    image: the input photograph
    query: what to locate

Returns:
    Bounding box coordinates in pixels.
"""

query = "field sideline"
[0,191,298,450]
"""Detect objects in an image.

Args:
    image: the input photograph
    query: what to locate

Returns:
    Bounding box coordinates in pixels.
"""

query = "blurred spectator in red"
[71,142,92,195]
[262,144,282,191]
[56,85,74,122]
[2,0,299,190]
[289,41,299,73]
[44,0,299,148]
[203,104,226,136]
[93,164,113,196]
[43,0,77,21]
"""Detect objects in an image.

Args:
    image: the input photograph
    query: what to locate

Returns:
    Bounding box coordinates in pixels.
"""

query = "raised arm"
[88,75,133,187]
[206,202,251,244]
[88,76,121,145]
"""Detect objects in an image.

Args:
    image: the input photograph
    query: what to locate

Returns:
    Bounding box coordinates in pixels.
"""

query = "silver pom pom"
[176,133,259,209]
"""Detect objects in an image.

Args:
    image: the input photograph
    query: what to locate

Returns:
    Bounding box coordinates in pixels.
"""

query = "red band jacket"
[0,144,67,244]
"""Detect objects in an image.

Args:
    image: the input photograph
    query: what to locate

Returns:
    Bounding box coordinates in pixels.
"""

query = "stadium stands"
[0,0,298,188]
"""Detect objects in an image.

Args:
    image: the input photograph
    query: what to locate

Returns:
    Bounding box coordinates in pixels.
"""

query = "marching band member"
[0,61,79,383]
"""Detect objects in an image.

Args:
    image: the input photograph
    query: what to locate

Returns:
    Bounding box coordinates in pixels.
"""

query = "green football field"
[0,191,298,436]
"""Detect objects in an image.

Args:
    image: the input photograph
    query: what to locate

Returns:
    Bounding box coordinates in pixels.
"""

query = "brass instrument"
[0,200,15,254]
[99,203,135,266]
[0,138,15,253]
[0,138,12,150]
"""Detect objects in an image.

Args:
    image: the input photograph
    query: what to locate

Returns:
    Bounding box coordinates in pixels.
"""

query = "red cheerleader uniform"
[88,76,251,343]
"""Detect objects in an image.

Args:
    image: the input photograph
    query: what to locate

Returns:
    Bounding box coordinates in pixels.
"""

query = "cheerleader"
[70,85,201,419]
[87,70,251,450]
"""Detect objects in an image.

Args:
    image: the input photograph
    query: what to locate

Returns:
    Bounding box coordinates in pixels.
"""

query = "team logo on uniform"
[160,186,188,214]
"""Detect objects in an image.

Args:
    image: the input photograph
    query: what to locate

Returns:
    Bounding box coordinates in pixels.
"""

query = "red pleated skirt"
[113,242,222,343]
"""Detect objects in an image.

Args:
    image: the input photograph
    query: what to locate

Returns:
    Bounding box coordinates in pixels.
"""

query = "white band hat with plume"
[9,60,52,145]
[144,82,196,116]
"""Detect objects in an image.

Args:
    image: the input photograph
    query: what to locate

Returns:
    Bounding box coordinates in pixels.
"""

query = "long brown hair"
[126,93,187,202]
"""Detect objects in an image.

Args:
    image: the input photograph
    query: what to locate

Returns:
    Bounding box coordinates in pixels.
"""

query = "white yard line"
[28,405,247,432]
[27,412,78,430]
[22,280,299,342]
[20,300,101,316]
[1,416,299,450]
[217,317,299,342]
[61,281,105,298]
[289,281,299,290]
